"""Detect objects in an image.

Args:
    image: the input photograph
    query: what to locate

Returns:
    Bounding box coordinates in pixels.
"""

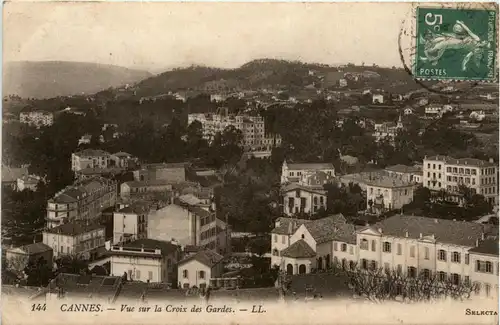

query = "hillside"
[131,59,421,97]
[3,61,152,99]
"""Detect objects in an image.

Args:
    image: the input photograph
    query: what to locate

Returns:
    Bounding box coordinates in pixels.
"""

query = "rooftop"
[271,217,310,235]
[304,214,356,244]
[142,162,188,170]
[123,179,173,188]
[44,221,104,236]
[51,177,115,203]
[47,273,122,301]
[425,155,496,167]
[73,149,110,157]
[178,249,224,267]
[385,164,421,174]
[341,171,412,188]
[468,239,499,256]
[7,242,52,255]
[281,239,316,258]
[371,215,485,247]
[286,162,335,171]
[117,201,151,214]
[111,239,179,257]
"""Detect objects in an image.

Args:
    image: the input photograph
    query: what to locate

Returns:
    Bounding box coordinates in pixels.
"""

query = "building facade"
[5,243,53,272]
[366,178,414,214]
[177,249,224,289]
[71,149,112,172]
[107,239,179,284]
[46,177,117,228]
[281,184,328,216]
[281,161,335,184]
[423,155,498,205]
[112,202,151,244]
[42,221,105,259]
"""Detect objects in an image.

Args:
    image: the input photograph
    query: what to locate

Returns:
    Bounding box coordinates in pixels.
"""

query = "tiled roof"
[372,215,485,247]
[365,176,413,188]
[8,242,52,255]
[281,239,316,258]
[469,239,499,256]
[385,164,421,174]
[44,221,104,236]
[304,214,356,244]
[47,273,122,300]
[287,163,334,170]
[178,249,224,267]
[118,201,151,214]
[51,177,115,203]
[74,149,110,157]
[425,155,496,167]
[271,217,309,235]
[281,183,327,195]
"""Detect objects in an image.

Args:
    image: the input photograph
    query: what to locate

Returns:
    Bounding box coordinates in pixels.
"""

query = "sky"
[4,2,411,73]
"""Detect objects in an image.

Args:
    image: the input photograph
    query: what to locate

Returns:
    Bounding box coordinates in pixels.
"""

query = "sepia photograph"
[1,2,499,324]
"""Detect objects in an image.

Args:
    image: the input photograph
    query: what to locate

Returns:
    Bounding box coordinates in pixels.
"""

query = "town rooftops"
[2,166,29,183]
[304,214,356,244]
[341,171,412,188]
[44,221,104,236]
[468,239,499,256]
[286,162,334,170]
[365,175,413,188]
[73,149,110,157]
[50,177,115,203]
[117,201,151,214]
[47,273,122,300]
[7,242,52,255]
[281,239,316,258]
[385,164,421,174]
[123,180,174,188]
[271,217,309,235]
[178,249,224,267]
[370,215,485,247]
[424,155,496,167]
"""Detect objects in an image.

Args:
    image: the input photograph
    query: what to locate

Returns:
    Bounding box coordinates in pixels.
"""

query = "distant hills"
[3,61,153,99]
[130,59,422,97]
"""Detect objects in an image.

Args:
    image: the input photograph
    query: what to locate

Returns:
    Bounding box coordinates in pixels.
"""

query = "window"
[485,284,491,297]
[370,260,377,271]
[410,246,415,258]
[282,236,285,244]
[438,271,447,282]
[383,241,391,253]
[341,243,347,252]
[136,270,141,280]
[183,270,188,278]
[360,239,368,250]
[371,240,376,252]
[397,243,402,255]
[301,234,305,239]
[349,246,354,255]
[422,269,430,279]
[333,242,338,251]
[272,249,279,256]
[274,235,277,243]
[464,276,470,285]
[408,266,417,278]
[450,252,460,263]
[475,260,493,273]
[424,247,430,260]
[451,273,460,285]
[396,264,402,275]
[438,250,446,261]
[361,259,368,270]
[199,271,205,279]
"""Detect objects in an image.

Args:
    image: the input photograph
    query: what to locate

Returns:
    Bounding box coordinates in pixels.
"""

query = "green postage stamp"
[414,7,497,81]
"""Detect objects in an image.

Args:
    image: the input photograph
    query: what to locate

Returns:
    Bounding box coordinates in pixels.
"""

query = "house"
[177,249,225,289]
[147,202,231,256]
[423,155,498,205]
[107,239,180,284]
[372,94,384,104]
[281,160,335,184]
[468,239,499,299]
[16,175,41,191]
[120,180,173,200]
[385,164,423,184]
[112,201,151,244]
[281,183,328,216]
[42,221,105,260]
[71,149,112,172]
[46,177,117,228]
[366,177,414,214]
[270,214,358,275]
[5,242,53,272]
[110,152,138,169]
[133,163,187,183]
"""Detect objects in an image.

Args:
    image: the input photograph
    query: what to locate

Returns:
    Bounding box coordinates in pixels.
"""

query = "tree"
[24,256,53,287]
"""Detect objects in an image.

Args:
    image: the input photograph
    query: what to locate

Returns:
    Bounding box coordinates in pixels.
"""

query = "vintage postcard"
[2,2,499,325]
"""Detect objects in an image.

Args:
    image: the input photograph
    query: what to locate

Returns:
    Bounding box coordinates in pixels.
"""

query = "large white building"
[365,176,415,214]
[271,214,498,299]
[42,221,105,259]
[107,239,180,284]
[423,155,498,205]
[187,112,281,151]
[19,110,54,128]
[71,149,112,172]
[112,202,151,244]
[46,177,117,228]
